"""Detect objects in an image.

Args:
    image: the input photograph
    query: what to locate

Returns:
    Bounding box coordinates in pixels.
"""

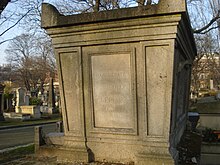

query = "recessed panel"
[60,51,81,132]
[91,54,134,129]
[146,45,169,136]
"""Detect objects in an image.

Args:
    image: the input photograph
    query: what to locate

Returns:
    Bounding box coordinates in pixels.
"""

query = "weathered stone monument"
[40,0,197,164]
[14,87,41,119]
[15,87,26,113]
[48,78,56,114]
[4,93,14,111]
[0,84,5,121]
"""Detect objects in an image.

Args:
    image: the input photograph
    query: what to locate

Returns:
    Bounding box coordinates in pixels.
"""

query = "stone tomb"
[41,0,196,164]
[19,106,41,119]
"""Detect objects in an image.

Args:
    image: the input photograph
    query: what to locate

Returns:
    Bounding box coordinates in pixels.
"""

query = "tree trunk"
[95,0,100,12]
[137,0,145,6]
[146,0,152,5]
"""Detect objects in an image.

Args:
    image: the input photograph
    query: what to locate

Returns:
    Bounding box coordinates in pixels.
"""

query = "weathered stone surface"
[15,87,28,113]
[48,78,56,113]
[20,106,41,118]
[41,0,196,164]
[91,53,134,129]
[41,0,187,28]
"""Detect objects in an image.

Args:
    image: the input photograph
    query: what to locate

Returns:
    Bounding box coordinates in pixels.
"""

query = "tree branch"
[199,26,219,34]
[193,11,220,34]
[0,38,13,45]
[0,8,32,37]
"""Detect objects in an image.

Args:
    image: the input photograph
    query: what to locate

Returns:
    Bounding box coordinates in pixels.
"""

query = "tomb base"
[39,133,178,164]
[38,143,177,164]
[37,145,89,163]
[37,135,93,162]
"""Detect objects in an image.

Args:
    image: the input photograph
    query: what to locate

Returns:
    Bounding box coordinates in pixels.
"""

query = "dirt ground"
[2,155,133,165]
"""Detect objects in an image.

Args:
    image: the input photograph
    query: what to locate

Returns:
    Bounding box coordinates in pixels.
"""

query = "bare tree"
[52,0,157,14]
[190,31,220,93]
[187,0,220,93]
[0,0,43,45]
[5,33,56,91]
[188,0,220,34]
[0,0,160,45]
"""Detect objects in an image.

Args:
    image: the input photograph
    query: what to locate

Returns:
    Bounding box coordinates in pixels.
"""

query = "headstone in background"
[0,84,5,121]
[25,95,30,106]
[15,87,26,113]
[4,93,14,112]
[210,79,214,90]
[48,78,55,114]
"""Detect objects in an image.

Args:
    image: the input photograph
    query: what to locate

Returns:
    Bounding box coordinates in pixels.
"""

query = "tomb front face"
[42,1,197,164]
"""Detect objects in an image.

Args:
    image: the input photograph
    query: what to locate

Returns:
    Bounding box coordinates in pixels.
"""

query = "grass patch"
[0,114,62,127]
[0,144,34,164]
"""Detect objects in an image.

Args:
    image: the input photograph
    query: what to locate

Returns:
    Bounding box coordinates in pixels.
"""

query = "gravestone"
[20,106,41,118]
[15,87,27,113]
[41,0,197,164]
[48,78,55,114]
[4,93,14,111]
[210,79,214,90]
[25,95,30,106]
[0,84,5,121]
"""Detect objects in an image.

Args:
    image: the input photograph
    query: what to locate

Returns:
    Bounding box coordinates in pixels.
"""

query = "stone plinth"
[20,106,41,118]
[41,0,196,164]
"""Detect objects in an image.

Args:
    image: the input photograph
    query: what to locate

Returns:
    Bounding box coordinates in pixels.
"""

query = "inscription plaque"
[91,54,134,129]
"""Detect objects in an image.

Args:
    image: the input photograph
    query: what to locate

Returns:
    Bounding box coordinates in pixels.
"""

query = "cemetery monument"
[0,84,5,121]
[40,0,197,164]
[48,78,56,114]
[15,87,27,113]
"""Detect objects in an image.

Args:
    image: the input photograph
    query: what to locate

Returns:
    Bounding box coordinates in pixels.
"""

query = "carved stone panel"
[145,44,172,137]
[90,53,135,129]
[59,50,82,134]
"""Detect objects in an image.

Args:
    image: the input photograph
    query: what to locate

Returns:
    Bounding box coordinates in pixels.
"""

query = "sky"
[0,2,23,65]
[0,0,159,65]
[0,43,8,65]
[0,28,23,65]
[0,0,214,66]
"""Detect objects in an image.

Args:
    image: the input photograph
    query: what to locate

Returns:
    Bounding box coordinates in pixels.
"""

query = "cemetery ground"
[0,114,61,164]
[0,145,133,165]
[0,131,200,165]
[0,114,61,128]
[0,96,218,165]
